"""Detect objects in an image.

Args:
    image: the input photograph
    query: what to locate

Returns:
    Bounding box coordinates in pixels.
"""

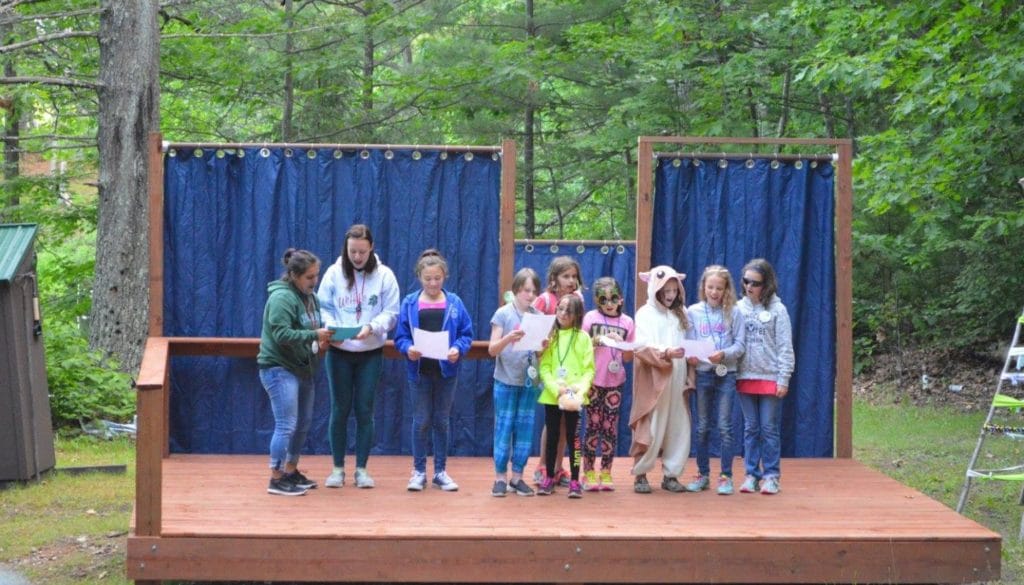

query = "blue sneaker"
[432,471,459,492]
[685,475,709,492]
[716,475,734,495]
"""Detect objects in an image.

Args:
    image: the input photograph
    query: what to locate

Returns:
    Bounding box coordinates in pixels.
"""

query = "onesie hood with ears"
[639,265,686,307]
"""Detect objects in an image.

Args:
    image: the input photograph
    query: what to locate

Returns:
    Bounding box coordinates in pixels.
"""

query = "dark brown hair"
[281,248,320,282]
[741,258,779,305]
[341,223,379,288]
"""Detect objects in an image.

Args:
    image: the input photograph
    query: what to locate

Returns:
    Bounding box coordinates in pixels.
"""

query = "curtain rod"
[516,239,636,247]
[655,151,837,162]
[162,141,502,153]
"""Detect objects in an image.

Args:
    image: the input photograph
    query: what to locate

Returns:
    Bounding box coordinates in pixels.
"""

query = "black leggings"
[544,405,581,481]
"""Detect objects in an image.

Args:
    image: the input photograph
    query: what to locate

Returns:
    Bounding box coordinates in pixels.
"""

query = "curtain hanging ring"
[524,242,534,253]
[440,145,448,160]
[384,144,394,160]
[360,144,370,159]
[412,145,421,160]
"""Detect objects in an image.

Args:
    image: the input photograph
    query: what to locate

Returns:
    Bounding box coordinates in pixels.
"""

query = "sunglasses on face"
[597,295,621,305]
[742,278,764,288]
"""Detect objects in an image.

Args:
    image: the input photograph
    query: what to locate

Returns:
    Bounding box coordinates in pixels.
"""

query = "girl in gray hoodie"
[736,259,794,496]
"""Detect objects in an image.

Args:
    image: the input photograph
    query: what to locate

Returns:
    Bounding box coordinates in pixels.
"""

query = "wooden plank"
[834,140,854,458]
[127,535,999,583]
[135,337,169,391]
[638,135,848,147]
[165,337,492,360]
[499,139,517,306]
[147,132,164,337]
[634,138,654,309]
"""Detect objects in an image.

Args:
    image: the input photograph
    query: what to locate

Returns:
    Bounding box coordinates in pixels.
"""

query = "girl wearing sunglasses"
[580,277,635,491]
[736,258,794,495]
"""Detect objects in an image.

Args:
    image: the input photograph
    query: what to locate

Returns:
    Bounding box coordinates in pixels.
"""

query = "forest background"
[0,0,1022,427]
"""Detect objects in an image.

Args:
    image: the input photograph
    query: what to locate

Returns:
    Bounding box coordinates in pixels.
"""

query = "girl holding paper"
[580,277,635,491]
[685,265,745,495]
[736,258,794,495]
[394,249,474,492]
[317,224,401,489]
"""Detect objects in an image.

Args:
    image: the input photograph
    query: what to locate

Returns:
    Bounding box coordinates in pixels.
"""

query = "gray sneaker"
[354,467,375,489]
[760,476,780,495]
[507,478,535,497]
[661,476,686,493]
[491,480,508,497]
[324,468,345,488]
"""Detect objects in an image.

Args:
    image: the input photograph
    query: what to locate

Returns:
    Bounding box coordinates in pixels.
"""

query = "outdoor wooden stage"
[126,455,999,584]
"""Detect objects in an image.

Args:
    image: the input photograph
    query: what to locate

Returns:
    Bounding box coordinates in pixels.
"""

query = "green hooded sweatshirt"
[257,279,321,378]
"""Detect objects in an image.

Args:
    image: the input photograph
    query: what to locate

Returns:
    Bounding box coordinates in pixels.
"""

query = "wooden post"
[148,132,164,338]
[834,140,854,458]
[134,337,168,541]
[634,138,654,309]
[499,140,517,305]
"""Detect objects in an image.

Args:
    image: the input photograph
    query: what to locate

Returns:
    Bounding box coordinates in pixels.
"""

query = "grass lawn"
[1,399,1021,584]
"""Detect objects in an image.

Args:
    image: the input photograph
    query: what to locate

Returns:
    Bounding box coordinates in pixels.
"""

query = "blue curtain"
[653,157,836,457]
[163,147,501,455]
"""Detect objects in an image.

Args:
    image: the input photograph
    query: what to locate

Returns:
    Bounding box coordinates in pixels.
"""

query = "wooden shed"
[0,223,55,481]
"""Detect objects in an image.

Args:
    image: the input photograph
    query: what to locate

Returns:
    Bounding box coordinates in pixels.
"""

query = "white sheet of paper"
[513,312,557,352]
[679,339,716,362]
[413,328,450,361]
[600,337,641,352]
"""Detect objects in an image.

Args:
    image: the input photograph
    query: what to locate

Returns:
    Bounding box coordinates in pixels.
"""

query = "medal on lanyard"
[715,364,728,376]
[759,310,771,323]
[556,367,568,379]
[555,328,577,381]
[527,365,538,381]
[608,360,622,374]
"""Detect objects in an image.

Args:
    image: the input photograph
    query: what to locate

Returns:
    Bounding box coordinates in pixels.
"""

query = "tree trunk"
[362,2,376,120]
[281,0,295,141]
[818,92,835,138]
[522,0,536,238]
[1,18,19,219]
[90,0,159,372]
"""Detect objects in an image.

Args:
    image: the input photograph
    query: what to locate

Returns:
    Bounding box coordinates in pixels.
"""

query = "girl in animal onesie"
[628,266,695,494]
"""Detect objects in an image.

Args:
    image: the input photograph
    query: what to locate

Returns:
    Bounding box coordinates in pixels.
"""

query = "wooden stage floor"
[127,455,1000,584]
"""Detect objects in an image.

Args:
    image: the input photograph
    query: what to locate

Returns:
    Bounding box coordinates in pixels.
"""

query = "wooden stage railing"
[133,336,492,540]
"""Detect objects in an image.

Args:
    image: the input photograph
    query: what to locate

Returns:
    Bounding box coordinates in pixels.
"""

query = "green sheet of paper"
[329,326,362,342]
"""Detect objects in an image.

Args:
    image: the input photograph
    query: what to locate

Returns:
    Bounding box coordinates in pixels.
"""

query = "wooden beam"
[126,535,999,583]
[499,139,517,305]
[162,337,493,360]
[133,338,167,539]
[638,135,848,147]
[147,132,164,337]
[834,140,854,458]
[634,138,654,309]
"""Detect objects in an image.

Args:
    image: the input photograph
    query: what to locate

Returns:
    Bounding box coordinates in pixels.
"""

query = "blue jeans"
[492,380,539,475]
[326,347,383,469]
[411,371,458,474]
[259,366,315,471]
[694,371,736,477]
[737,391,782,480]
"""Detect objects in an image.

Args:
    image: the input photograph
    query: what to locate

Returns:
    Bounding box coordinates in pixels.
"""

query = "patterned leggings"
[583,384,623,472]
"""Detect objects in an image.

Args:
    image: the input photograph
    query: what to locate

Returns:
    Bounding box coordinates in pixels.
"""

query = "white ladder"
[956,306,1024,536]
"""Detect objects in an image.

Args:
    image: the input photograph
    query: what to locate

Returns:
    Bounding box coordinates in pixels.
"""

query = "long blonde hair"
[697,265,737,325]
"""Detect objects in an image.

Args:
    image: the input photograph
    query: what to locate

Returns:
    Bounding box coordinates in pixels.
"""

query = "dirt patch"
[6,533,125,583]
[855,347,1006,411]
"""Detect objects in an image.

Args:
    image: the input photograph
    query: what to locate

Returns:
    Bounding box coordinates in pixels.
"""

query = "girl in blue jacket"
[394,249,474,492]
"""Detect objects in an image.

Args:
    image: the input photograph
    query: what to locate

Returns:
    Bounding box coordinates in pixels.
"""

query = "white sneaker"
[432,471,459,492]
[407,470,427,492]
[324,468,345,488]
[354,467,375,489]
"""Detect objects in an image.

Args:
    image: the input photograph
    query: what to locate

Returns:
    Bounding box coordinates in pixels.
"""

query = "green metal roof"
[0,223,38,283]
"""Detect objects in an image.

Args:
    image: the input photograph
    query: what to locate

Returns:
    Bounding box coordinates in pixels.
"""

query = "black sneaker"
[268,476,307,496]
[283,470,317,490]
[507,478,535,497]
[491,480,508,497]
